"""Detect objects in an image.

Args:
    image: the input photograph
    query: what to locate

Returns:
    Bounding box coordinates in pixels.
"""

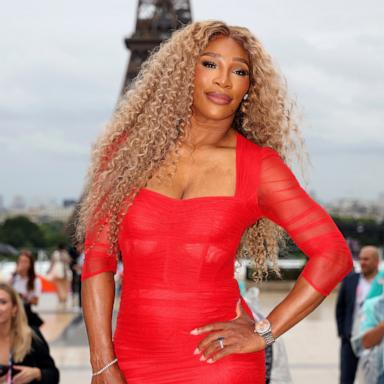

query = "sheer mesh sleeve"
[258,148,353,296]
[81,217,118,281]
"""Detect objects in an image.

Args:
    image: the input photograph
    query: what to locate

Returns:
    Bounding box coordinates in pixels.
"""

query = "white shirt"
[12,274,42,302]
[352,275,374,338]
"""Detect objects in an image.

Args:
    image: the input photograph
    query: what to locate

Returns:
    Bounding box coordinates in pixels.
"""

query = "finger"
[207,345,238,363]
[197,330,233,353]
[190,321,231,335]
[200,336,237,361]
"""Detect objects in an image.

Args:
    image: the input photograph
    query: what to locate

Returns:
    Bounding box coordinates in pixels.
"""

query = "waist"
[120,279,240,301]
[114,286,242,350]
[117,284,241,325]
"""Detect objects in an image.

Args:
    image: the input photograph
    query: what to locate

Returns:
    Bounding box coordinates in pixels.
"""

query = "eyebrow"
[200,51,250,66]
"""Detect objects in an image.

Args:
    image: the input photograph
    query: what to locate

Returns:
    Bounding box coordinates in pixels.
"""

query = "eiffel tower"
[121,0,193,94]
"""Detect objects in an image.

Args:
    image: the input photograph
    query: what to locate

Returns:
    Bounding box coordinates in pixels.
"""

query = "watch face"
[255,319,271,334]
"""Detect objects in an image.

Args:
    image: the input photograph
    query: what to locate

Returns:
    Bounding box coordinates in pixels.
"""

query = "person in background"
[367,261,384,301]
[10,250,44,328]
[73,243,85,308]
[336,245,380,383]
[68,243,84,308]
[48,243,72,310]
[362,295,384,383]
[0,283,59,383]
[351,291,384,384]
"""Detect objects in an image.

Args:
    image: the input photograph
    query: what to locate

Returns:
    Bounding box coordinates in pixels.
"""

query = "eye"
[201,60,217,69]
[234,68,249,77]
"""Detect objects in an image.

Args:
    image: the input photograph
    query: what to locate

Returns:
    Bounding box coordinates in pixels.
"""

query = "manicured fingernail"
[207,358,214,364]
[200,355,206,361]
[190,329,199,335]
[193,348,200,355]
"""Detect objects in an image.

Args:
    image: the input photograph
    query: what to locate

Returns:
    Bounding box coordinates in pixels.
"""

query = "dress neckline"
[140,131,242,203]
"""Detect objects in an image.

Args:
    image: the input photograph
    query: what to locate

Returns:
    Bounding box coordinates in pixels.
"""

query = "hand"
[12,366,41,384]
[190,299,266,364]
[91,362,127,384]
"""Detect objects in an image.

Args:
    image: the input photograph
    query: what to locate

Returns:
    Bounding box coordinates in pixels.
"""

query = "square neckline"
[140,131,241,203]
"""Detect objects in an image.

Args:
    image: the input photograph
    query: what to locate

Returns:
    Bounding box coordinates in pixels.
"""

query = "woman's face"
[192,36,250,122]
[17,254,31,275]
[0,290,16,325]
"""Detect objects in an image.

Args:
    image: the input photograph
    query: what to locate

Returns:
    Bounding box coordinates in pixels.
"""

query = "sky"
[0,0,383,206]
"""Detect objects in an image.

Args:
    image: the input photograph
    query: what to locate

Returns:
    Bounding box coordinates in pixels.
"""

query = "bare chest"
[144,145,237,200]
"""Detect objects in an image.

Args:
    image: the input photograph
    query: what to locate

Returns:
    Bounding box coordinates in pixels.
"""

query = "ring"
[217,336,225,349]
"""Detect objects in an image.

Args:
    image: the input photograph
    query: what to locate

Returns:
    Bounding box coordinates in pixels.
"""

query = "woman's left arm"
[193,148,353,362]
[255,148,353,336]
[257,148,353,296]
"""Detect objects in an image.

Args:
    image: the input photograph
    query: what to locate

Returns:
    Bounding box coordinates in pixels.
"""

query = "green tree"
[39,221,68,249]
[0,216,45,249]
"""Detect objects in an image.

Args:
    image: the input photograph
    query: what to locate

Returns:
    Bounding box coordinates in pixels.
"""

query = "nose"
[213,69,232,89]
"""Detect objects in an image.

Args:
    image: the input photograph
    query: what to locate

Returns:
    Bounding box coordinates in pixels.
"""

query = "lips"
[205,92,232,105]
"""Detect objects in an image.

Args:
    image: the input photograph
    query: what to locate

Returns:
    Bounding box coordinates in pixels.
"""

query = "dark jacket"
[336,272,360,339]
[14,327,59,384]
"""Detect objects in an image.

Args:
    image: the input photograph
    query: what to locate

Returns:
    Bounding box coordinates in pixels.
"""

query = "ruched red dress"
[82,132,353,383]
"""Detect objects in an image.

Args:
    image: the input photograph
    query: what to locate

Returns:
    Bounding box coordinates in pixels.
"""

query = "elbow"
[338,245,354,280]
[346,254,354,273]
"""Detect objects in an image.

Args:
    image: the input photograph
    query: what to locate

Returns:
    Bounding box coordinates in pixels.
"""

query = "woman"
[10,250,43,328]
[78,21,353,383]
[0,283,59,383]
[48,243,71,309]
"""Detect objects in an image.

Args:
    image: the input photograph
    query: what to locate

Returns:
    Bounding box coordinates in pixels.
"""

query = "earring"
[243,93,248,101]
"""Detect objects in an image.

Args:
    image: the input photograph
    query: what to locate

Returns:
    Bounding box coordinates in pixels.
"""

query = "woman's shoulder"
[238,133,280,159]
[28,327,50,355]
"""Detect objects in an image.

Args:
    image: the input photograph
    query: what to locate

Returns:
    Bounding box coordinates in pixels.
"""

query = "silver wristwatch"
[254,319,275,346]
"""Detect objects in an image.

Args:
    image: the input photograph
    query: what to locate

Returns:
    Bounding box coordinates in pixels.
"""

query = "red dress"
[82,132,353,383]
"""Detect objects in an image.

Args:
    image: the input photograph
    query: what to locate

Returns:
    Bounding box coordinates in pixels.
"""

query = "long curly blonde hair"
[77,20,305,281]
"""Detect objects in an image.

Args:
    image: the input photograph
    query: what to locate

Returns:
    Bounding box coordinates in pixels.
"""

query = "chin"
[200,110,235,121]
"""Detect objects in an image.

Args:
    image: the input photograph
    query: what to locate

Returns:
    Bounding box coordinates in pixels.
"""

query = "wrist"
[253,319,275,347]
[92,358,118,377]
[90,352,116,370]
[34,367,42,381]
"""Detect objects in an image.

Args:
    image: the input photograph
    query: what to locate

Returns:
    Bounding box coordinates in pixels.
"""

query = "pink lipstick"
[206,92,232,105]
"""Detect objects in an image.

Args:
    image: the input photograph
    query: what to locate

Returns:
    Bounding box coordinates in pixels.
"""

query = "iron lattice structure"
[121,0,192,94]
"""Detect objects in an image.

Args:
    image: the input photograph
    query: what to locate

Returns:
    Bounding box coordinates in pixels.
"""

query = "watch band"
[254,320,275,346]
[261,331,275,346]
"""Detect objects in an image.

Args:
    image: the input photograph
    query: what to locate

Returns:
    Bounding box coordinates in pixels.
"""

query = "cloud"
[0,131,89,158]
[0,0,383,203]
